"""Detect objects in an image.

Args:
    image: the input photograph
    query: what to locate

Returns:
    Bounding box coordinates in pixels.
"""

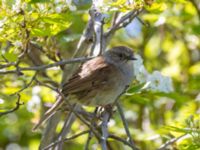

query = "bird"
[32,46,136,131]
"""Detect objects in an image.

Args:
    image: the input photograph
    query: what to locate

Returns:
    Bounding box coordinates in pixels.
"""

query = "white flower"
[66,0,77,11]
[54,0,61,4]
[133,54,143,75]
[135,66,149,83]
[133,54,173,93]
[0,18,6,28]
[27,95,41,113]
[133,55,149,83]
[55,6,63,13]
[147,71,173,93]
[155,16,166,26]
[0,98,4,104]
[6,143,21,150]
[32,86,41,95]
[92,0,104,8]
[147,71,163,91]
[196,93,200,102]
[12,0,21,13]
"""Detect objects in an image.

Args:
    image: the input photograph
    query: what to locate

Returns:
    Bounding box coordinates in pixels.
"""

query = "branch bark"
[0,94,24,117]
[0,57,93,75]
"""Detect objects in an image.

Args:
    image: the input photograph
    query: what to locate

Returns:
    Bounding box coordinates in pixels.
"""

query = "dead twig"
[108,134,135,148]
[0,94,24,117]
[157,134,187,150]
[10,72,37,96]
[116,101,139,150]
[105,9,143,37]
[42,130,90,150]
[84,131,93,150]
[0,56,93,75]
[100,109,110,150]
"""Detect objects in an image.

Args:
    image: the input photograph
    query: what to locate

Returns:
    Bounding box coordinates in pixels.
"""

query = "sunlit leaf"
[29,0,51,3]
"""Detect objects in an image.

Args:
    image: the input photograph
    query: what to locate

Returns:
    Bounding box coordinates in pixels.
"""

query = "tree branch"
[10,72,37,96]
[0,56,93,75]
[108,134,136,148]
[116,101,139,150]
[100,109,110,150]
[89,8,105,56]
[42,130,90,150]
[157,134,187,150]
[0,94,24,117]
[105,8,143,38]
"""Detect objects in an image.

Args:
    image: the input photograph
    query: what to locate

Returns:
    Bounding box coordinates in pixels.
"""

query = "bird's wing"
[61,56,120,96]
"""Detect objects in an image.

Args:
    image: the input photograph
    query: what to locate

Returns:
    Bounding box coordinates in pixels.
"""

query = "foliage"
[0,0,199,149]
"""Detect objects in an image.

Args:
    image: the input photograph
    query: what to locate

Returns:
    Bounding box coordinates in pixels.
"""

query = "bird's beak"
[129,56,137,60]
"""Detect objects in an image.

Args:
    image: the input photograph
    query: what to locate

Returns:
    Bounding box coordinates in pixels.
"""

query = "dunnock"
[33,46,136,130]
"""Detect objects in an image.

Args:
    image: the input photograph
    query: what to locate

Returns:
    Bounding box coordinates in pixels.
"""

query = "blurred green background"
[0,0,200,149]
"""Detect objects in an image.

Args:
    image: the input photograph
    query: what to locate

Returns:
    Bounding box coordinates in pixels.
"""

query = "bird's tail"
[32,95,64,131]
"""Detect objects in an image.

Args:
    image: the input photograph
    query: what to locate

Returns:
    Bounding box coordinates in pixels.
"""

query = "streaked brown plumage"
[33,46,136,130]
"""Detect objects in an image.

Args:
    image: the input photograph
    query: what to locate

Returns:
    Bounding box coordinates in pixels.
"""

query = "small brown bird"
[33,46,136,130]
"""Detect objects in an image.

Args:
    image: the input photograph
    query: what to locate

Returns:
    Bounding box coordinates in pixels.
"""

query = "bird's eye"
[119,54,123,58]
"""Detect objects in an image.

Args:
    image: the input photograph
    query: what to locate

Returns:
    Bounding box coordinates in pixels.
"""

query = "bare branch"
[35,78,58,92]
[105,8,143,38]
[108,134,136,148]
[89,8,105,56]
[0,62,16,69]
[84,131,93,150]
[100,110,110,150]
[10,72,37,96]
[0,94,24,117]
[136,16,150,27]
[116,101,139,150]
[42,130,90,150]
[0,56,94,75]
[157,134,187,150]
[54,107,76,149]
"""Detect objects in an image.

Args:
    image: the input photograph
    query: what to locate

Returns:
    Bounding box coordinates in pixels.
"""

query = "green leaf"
[126,82,148,94]
[145,2,167,13]
[29,0,51,3]
[3,50,18,62]
[31,13,72,37]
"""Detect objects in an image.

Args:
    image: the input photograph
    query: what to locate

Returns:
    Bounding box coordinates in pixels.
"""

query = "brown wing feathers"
[61,56,112,96]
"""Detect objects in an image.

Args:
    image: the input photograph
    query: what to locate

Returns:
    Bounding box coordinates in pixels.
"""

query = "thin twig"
[136,16,150,27]
[100,110,110,150]
[54,106,76,150]
[84,131,93,150]
[71,104,101,140]
[54,91,102,141]
[108,134,135,148]
[0,57,94,75]
[116,101,139,150]
[157,134,187,150]
[0,62,16,69]
[42,130,90,150]
[105,9,143,37]
[0,94,24,117]
[10,72,37,96]
[35,78,57,91]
